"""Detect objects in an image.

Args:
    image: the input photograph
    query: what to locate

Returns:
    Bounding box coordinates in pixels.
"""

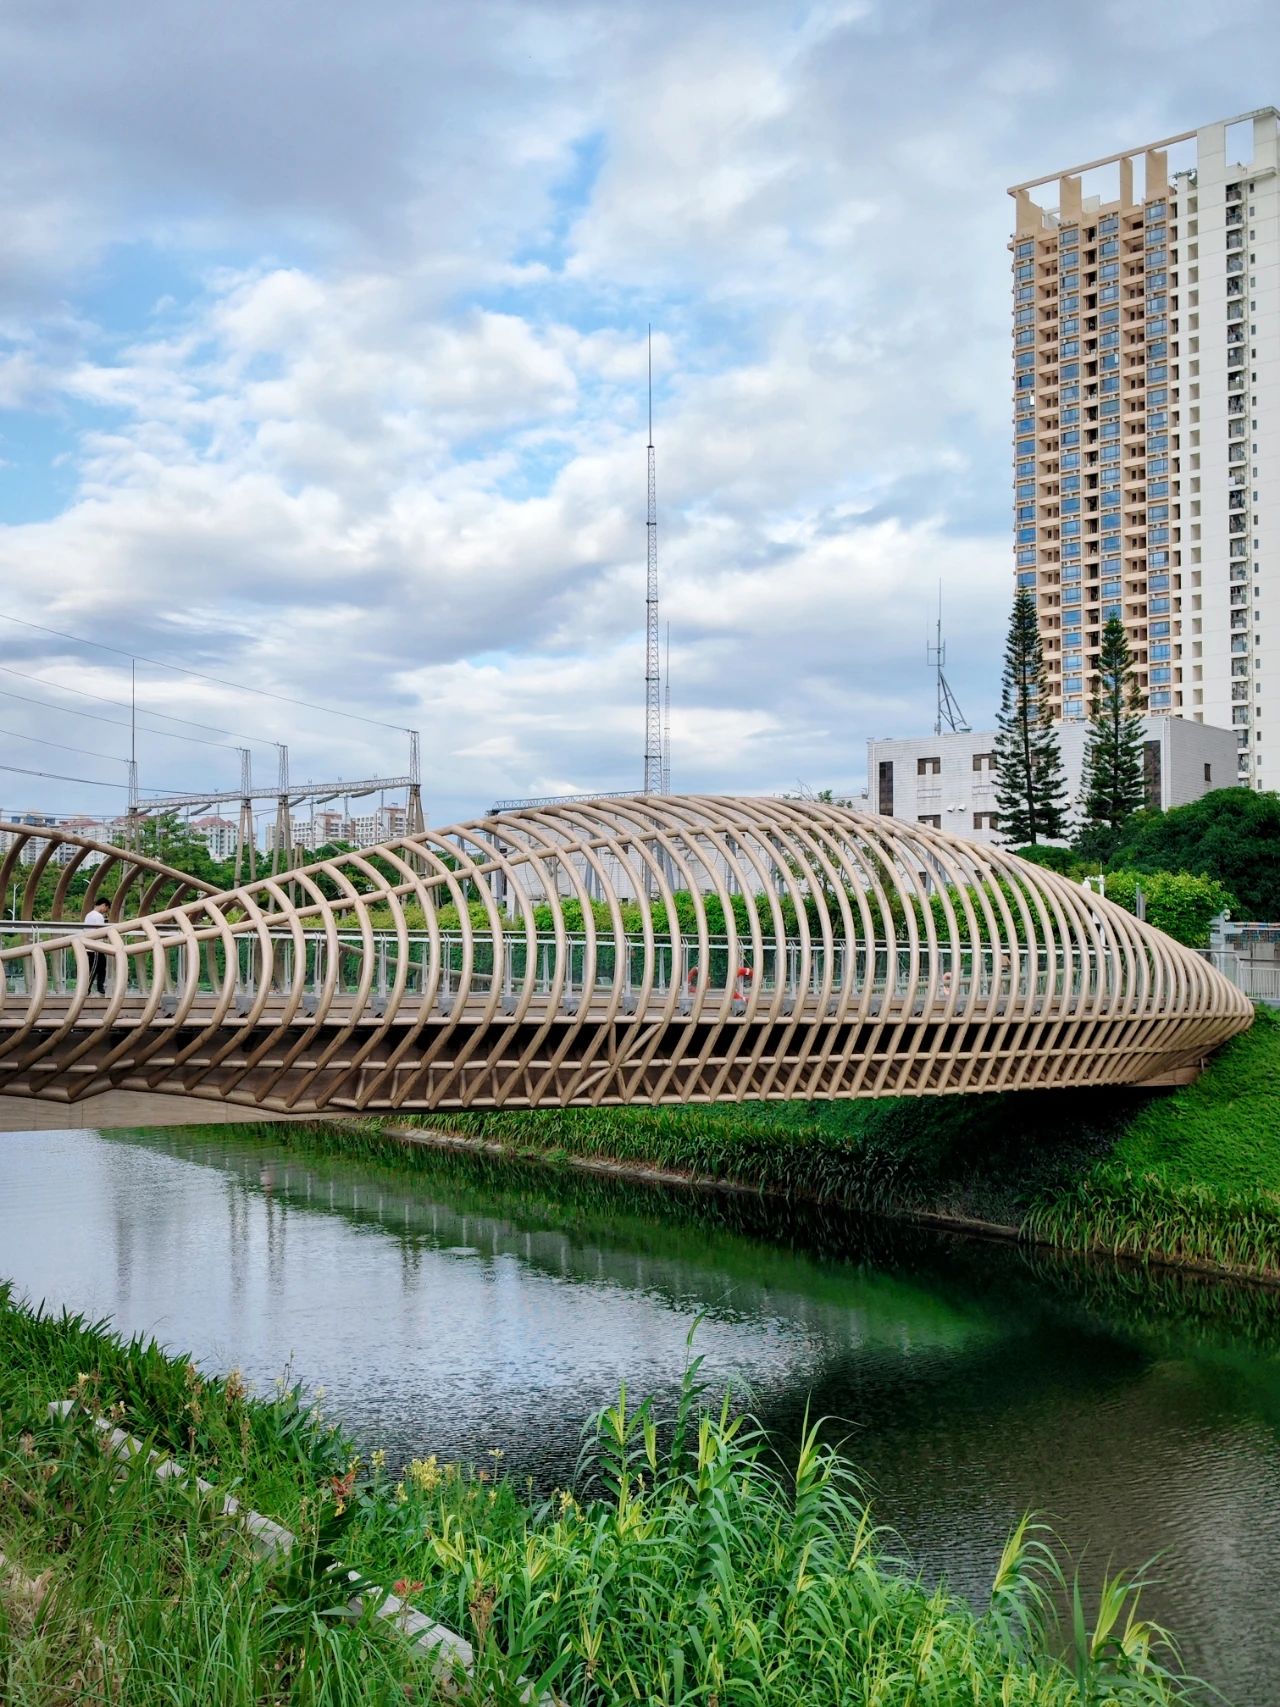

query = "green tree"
[993,589,1068,845]
[1077,616,1146,861]
[130,812,236,887]
[1111,788,1280,920]
[1100,869,1237,948]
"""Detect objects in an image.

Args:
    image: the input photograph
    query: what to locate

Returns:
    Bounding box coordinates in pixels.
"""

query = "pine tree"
[1077,615,1147,859]
[993,589,1069,846]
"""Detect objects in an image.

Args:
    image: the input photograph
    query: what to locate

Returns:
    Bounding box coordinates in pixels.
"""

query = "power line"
[0,683,237,751]
[0,722,128,766]
[0,613,412,734]
[0,660,260,743]
[0,761,185,793]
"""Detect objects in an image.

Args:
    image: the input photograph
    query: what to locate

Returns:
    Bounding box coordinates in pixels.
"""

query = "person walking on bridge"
[83,901,108,997]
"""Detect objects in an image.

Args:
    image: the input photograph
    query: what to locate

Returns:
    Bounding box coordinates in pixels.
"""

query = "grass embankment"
[0,1286,1195,1705]
[402,1007,1280,1280]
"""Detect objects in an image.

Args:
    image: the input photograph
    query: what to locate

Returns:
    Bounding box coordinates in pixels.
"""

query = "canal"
[2,1123,1278,1703]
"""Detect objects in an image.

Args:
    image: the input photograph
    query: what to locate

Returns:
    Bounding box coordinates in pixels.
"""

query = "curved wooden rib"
[0,797,1253,1120]
[0,820,218,922]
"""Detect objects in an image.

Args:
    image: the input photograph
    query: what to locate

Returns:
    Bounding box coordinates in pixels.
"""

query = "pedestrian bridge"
[0,796,1252,1130]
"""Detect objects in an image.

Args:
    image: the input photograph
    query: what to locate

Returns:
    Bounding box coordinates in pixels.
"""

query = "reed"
[1022,1168,1280,1277]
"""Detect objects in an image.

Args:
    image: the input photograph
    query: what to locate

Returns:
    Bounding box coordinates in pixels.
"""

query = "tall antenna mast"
[126,656,139,845]
[929,584,970,736]
[643,326,662,794]
[662,622,672,794]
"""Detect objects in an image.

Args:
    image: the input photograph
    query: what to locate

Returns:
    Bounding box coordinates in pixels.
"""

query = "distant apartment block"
[190,814,239,862]
[1,810,120,868]
[1009,109,1279,789]
[866,718,1236,849]
[264,803,410,855]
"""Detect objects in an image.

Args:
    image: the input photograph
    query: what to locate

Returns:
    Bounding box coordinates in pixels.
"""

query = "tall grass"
[1,1288,1197,1704]
[1022,1167,1280,1278]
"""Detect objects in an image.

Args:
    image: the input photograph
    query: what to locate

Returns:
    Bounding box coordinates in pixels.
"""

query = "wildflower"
[329,1467,357,1516]
[393,1578,424,1598]
[225,1369,247,1404]
[477,1469,490,1483]
[371,1448,387,1474]
[406,1455,439,1494]
[488,1448,504,1460]
[393,1481,408,1505]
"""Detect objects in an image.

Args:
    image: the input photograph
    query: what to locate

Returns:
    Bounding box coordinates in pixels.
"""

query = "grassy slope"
[1108,1006,1280,1192]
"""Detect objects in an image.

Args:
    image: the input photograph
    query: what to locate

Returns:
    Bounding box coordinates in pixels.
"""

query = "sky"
[0,0,1276,829]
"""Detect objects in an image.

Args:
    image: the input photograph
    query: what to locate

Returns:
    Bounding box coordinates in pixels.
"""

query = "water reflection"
[2,1125,1278,1703]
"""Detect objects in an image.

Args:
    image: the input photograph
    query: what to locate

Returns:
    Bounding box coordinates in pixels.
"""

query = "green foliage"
[1013,842,1082,877]
[0,1290,1192,1705]
[994,590,1069,845]
[1109,788,1280,920]
[1023,1008,1280,1272]
[1097,868,1237,948]
[1077,616,1148,861]
[1109,1005,1280,1193]
[1023,1167,1280,1276]
[131,810,238,889]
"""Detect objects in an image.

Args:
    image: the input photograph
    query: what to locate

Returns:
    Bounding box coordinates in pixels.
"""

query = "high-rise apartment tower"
[1008,109,1279,788]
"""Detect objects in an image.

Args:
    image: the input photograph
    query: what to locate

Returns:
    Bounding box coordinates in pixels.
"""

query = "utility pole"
[643,327,662,794]
[234,748,256,887]
[406,730,425,836]
[271,743,292,877]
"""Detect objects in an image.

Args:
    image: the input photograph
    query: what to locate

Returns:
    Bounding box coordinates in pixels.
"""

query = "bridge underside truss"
[0,797,1252,1125]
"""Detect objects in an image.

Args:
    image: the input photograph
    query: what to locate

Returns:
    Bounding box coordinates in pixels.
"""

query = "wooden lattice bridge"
[0,797,1252,1130]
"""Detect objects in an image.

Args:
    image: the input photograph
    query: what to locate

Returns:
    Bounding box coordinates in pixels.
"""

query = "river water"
[3,1124,1278,1704]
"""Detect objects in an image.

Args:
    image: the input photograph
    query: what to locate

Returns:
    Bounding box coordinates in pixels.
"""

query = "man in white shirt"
[83,902,108,996]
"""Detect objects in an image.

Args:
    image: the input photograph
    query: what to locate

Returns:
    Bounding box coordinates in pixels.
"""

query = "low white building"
[866,717,1236,848]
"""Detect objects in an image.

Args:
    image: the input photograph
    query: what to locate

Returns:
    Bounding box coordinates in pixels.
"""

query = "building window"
[1144,741,1162,808]
[918,814,941,828]
[973,811,999,831]
[972,752,996,773]
[1204,762,1213,784]
[878,759,894,816]
[917,756,941,776]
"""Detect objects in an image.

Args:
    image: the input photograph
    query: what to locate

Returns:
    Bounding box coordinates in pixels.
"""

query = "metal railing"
[0,921,1134,1017]
[1203,950,1280,1007]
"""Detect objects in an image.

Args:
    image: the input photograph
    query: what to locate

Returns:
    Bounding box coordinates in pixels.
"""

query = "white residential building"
[191,815,239,862]
[1009,108,1279,790]
[866,718,1236,848]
